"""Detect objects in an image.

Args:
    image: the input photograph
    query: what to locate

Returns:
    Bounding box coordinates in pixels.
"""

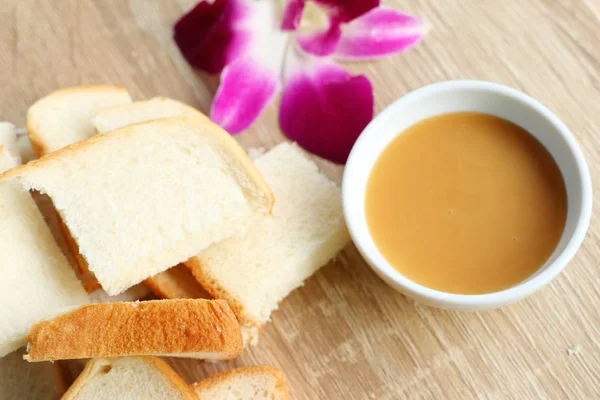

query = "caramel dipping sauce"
[365,112,567,294]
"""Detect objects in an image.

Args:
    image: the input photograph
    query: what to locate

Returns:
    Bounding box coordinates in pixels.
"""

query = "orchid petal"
[296,22,342,56]
[335,7,427,60]
[211,23,289,134]
[174,0,258,74]
[279,48,373,164]
[281,0,305,31]
[314,0,379,22]
[211,56,280,134]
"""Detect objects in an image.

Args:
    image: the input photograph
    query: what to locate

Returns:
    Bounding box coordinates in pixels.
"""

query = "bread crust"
[144,264,211,299]
[191,365,290,399]
[61,356,198,400]
[26,85,130,157]
[184,258,255,328]
[25,299,242,361]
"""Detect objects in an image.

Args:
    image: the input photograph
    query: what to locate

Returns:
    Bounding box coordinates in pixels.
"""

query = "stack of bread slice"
[23,85,349,345]
[0,85,349,398]
[13,105,273,297]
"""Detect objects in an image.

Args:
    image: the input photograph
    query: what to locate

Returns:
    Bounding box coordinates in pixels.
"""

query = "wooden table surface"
[2,1,600,399]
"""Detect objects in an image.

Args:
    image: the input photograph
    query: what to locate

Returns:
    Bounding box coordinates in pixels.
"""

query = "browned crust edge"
[184,258,257,328]
[25,299,243,362]
[61,356,197,400]
[191,365,290,400]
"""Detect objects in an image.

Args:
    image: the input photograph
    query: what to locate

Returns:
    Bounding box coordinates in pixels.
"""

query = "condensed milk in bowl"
[343,80,592,309]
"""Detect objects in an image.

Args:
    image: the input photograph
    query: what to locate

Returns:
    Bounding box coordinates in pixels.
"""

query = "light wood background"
[2,1,600,399]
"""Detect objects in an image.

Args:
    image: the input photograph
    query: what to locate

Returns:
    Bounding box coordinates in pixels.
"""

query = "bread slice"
[0,147,88,357]
[186,143,349,339]
[192,366,290,400]
[91,96,202,133]
[90,97,217,300]
[62,356,198,400]
[25,299,242,361]
[0,347,67,400]
[2,117,274,295]
[26,85,132,156]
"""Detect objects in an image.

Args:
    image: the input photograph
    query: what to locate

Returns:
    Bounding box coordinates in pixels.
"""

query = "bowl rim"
[342,80,593,308]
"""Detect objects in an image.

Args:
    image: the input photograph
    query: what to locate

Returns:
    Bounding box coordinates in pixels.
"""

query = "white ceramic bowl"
[343,80,592,310]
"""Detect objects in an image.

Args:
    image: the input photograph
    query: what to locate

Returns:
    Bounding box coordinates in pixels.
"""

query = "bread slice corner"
[62,356,198,400]
[192,365,290,400]
[26,85,132,156]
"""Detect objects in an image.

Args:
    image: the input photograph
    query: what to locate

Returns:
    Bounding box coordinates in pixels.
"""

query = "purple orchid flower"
[174,0,427,163]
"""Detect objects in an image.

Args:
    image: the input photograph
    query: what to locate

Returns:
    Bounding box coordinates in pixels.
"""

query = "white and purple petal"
[281,0,305,31]
[279,48,373,164]
[335,7,427,60]
[211,24,290,134]
[211,56,280,134]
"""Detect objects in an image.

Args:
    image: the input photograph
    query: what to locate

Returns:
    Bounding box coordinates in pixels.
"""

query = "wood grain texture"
[1,0,599,398]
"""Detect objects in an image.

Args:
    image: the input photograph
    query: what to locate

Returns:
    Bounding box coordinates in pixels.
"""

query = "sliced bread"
[2,117,274,295]
[26,85,132,155]
[91,96,203,133]
[62,356,198,400]
[25,299,242,361]
[0,147,88,357]
[0,347,67,400]
[192,366,289,400]
[186,142,349,339]
[89,97,217,299]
